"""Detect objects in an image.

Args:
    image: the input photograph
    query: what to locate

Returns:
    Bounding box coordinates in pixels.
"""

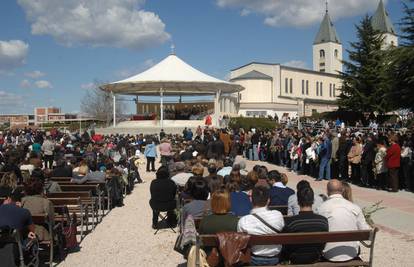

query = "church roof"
[371,0,396,34]
[314,12,341,45]
[231,70,272,81]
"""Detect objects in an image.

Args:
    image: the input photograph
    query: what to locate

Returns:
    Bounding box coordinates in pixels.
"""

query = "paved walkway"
[59,157,414,267]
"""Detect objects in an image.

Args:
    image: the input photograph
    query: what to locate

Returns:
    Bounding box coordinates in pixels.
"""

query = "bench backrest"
[59,185,100,193]
[48,197,81,206]
[31,214,49,225]
[199,230,376,247]
[47,191,92,199]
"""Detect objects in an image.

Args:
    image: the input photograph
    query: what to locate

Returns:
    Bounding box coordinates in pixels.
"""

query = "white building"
[229,1,397,119]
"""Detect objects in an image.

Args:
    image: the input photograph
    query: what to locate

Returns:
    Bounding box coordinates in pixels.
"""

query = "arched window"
[290,79,293,93]
[334,49,339,58]
[391,41,395,46]
[320,49,325,58]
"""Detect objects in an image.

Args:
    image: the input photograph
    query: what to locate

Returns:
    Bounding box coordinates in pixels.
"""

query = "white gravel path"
[59,158,414,267]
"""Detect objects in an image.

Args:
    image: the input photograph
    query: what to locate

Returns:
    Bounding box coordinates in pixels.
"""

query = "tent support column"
[214,89,221,127]
[160,88,164,129]
[112,92,116,127]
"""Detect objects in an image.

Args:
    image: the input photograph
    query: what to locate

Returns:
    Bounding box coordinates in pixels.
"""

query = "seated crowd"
[149,149,371,265]
[0,128,143,265]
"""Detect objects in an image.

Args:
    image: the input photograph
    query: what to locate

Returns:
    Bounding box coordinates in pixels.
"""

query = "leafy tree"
[387,1,414,110]
[338,15,391,114]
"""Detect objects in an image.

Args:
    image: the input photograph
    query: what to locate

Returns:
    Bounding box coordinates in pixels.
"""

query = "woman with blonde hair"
[0,172,18,197]
[342,181,353,202]
[199,189,239,234]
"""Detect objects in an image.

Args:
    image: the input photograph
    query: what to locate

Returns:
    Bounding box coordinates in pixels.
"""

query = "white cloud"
[216,0,384,27]
[0,40,29,72]
[0,91,24,108]
[17,0,170,50]
[81,82,95,90]
[240,9,251,17]
[25,70,46,78]
[34,80,53,89]
[283,60,308,69]
[20,79,31,88]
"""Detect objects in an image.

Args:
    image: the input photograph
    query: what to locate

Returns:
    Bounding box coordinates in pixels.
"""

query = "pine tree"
[400,0,414,46]
[388,1,414,110]
[338,15,391,114]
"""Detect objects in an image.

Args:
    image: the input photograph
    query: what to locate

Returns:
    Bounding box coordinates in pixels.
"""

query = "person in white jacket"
[318,180,370,262]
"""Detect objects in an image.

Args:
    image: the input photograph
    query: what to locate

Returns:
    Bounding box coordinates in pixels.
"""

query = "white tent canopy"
[99,54,244,127]
[100,54,243,95]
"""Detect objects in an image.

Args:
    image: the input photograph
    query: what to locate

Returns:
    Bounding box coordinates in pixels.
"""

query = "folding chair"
[153,209,177,235]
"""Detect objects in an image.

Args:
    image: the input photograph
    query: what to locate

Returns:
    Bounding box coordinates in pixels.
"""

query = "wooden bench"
[48,191,99,228]
[48,197,88,240]
[32,214,55,267]
[59,184,110,216]
[197,229,378,267]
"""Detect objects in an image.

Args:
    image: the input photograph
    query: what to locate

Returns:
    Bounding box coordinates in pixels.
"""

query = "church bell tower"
[313,1,343,74]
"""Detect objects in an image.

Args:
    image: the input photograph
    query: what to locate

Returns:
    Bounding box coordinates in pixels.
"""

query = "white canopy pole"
[160,87,164,129]
[214,89,221,127]
[112,92,116,127]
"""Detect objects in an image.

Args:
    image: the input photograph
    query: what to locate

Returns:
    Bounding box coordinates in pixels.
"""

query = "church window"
[290,79,293,93]
[302,80,305,95]
[316,82,319,96]
[333,84,336,97]
[320,82,323,96]
[306,80,309,95]
[334,49,339,58]
[329,83,332,97]
[391,41,395,46]
[320,49,325,58]
[285,78,288,93]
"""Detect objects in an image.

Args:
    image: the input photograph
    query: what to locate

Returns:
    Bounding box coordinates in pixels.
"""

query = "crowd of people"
[145,127,375,265]
[0,121,412,266]
[0,128,143,264]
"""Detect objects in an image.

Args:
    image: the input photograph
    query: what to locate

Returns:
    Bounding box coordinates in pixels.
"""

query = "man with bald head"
[317,179,370,262]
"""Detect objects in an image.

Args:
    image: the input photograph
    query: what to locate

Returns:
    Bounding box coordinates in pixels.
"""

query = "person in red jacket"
[385,135,401,192]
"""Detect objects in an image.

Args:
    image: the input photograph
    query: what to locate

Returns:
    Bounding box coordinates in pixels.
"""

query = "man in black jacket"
[149,166,177,229]
[361,135,376,187]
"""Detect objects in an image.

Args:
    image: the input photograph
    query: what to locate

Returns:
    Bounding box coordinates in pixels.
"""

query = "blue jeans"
[319,158,331,180]
[250,255,279,266]
[252,144,258,161]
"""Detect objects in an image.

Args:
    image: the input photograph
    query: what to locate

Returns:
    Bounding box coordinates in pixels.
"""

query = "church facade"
[229,0,397,119]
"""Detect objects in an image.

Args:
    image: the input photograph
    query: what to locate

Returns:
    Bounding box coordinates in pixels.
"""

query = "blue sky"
[0,0,405,114]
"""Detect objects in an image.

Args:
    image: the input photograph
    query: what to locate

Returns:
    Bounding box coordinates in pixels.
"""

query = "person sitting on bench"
[282,186,329,264]
[237,186,285,266]
[199,188,238,234]
[318,179,370,262]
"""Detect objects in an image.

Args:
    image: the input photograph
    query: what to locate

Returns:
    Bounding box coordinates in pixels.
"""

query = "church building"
[229,0,397,119]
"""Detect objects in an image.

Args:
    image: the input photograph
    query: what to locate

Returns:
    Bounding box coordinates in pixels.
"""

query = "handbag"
[174,233,186,256]
[63,214,78,250]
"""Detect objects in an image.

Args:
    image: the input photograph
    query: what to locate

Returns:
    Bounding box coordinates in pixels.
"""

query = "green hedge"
[228,117,278,130]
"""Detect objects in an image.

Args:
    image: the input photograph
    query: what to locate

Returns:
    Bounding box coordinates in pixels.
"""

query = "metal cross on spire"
[170,43,176,55]
[325,0,329,13]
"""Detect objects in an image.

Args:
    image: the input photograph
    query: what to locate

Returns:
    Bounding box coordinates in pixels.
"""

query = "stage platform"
[95,119,205,135]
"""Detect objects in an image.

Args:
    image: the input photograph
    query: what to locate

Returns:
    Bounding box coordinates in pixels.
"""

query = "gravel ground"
[59,158,414,267]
